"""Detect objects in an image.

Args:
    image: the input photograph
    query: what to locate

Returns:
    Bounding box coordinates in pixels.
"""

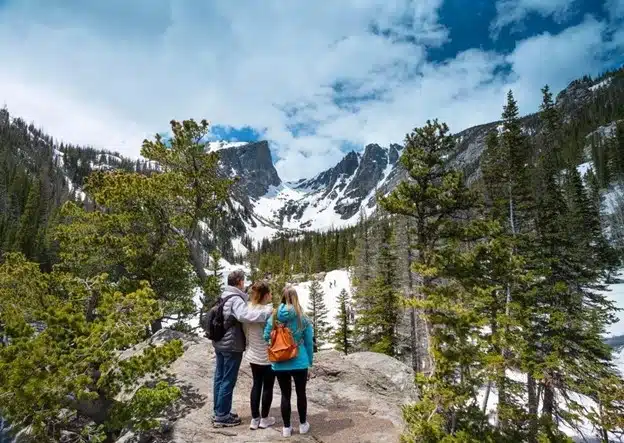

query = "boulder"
[117,330,417,443]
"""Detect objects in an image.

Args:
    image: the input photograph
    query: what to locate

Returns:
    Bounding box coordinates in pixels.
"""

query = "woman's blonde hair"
[249,281,271,305]
[281,285,305,328]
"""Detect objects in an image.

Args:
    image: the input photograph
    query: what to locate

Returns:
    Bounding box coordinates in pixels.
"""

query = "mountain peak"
[216,140,281,199]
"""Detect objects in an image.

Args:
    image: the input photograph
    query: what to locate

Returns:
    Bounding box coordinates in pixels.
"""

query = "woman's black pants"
[275,369,308,427]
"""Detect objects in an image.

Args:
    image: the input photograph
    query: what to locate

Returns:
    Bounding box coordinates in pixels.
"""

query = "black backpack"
[201,294,242,341]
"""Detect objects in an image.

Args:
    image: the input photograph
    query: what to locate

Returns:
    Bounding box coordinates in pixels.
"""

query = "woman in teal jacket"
[263,286,314,438]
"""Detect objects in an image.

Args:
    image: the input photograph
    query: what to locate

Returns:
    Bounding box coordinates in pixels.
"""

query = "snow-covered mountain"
[12,68,622,253]
[217,70,624,247]
[242,143,403,232]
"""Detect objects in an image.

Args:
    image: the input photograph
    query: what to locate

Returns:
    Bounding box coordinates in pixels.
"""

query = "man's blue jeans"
[213,351,243,420]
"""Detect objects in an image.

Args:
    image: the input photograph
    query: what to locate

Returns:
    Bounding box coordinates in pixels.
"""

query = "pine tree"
[14,178,41,259]
[382,120,503,441]
[379,119,479,368]
[0,253,183,442]
[306,279,331,346]
[354,217,401,356]
[331,289,352,355]
[351,210,376,350]
[395,214,425,373]
[202,249,224,312]
[480,90,537,431]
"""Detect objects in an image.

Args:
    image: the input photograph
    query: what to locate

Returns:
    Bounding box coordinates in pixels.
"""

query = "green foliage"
[0,118,238,441]
[249,225,357,276]
[53,119,234,331]
[306,279,331,346]
[377,118,509,440]
[202,249,224,311]
[331,288,352,355]
[54,173,197,330]
[0,252,183,441]
[352,217,401,356]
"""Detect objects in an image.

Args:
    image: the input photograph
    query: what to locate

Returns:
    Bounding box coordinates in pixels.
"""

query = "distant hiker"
[211,270,273,428]
[329,281,332,288]
[264,286,314,438]
[244,281,277,430]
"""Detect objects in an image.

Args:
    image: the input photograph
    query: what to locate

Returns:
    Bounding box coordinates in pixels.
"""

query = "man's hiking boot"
[213,414,242,428]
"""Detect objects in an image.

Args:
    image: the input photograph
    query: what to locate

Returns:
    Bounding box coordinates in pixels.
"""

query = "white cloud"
[505,16,608,109]
[606,0,624,21]
[0,1,618,181]
[490,0,577,37]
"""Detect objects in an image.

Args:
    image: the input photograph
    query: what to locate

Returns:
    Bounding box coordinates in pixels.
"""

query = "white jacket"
[244,303,271,365]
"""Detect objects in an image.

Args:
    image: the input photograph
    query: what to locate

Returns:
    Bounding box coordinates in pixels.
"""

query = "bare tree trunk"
[403,217,421,373]
[542,382,554,422]
[498,191,516,430]
[482,381,492,415]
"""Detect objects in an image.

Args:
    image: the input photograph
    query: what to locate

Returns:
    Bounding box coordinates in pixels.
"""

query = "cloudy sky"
[0,0,623,181]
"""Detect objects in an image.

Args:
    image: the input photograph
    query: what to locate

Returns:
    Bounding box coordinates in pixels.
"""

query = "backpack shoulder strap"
[220,293,240,307]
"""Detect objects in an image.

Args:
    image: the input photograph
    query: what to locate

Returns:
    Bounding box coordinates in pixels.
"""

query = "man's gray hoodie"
[212,285,272,353]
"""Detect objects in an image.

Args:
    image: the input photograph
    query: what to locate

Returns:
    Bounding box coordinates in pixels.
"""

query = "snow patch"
[589,78,612,92]
[603,271,624,339]
[576,162,593,177]
[231,237,249,256]
[292,269,351,331]
[207,141,248,152]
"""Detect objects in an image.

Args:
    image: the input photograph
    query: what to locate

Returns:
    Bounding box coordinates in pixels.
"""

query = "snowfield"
[291,269,352,328]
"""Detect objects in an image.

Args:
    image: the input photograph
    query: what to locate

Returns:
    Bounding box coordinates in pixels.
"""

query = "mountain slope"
[2,67,624,253]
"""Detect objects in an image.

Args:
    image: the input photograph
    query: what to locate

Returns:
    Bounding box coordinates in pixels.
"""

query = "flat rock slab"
[119,331,417,443]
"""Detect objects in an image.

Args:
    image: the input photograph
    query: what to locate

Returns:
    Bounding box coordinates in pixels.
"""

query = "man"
[212,269,273,427]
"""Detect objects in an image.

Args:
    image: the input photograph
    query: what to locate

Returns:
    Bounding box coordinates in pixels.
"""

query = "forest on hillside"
[252,80,624,442]
[1,68,624,442]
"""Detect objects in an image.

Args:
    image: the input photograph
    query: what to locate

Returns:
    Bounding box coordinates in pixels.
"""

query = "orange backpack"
[268,310,301,363]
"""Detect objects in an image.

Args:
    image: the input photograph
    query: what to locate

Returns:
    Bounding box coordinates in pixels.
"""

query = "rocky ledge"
[117,330,417,443]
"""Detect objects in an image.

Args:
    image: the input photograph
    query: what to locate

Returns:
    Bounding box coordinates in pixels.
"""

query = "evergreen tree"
[331,288,352,355]
[54,119,233,332]
[480,90,537,430]
[379,119,505,441]
[0,253,183,441]
[306,279,331,346]
[202,249,225,311]
[13,178,41,259]
[395,214,425,373]
[351,210,376,349]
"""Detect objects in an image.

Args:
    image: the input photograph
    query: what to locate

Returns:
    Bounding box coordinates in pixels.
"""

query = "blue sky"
[0,0,623,180]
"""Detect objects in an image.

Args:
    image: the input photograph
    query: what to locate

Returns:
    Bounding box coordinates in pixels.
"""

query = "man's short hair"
[227,269,245,287]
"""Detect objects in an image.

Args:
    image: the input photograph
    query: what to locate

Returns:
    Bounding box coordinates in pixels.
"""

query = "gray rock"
[218,141,281,200]
[116,332,416,443]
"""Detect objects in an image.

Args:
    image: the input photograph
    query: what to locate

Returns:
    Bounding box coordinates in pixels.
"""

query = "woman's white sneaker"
[299,422,311,434]
[259,417,276,428]
[249,418,260,430]
[282,426,293,437]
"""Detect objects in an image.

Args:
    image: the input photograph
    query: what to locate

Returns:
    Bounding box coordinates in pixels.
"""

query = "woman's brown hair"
[249,280,271,305]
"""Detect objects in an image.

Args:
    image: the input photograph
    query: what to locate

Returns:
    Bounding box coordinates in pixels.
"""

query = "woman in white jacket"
[244,281,276,430]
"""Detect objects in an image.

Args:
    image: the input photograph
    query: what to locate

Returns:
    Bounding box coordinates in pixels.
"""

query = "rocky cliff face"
[218,141,281,200]
[116,330,417,443]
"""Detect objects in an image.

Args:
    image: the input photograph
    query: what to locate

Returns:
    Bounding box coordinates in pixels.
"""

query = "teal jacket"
[263,304,314,371]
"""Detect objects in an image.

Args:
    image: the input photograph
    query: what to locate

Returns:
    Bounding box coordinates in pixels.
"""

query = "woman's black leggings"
[275,369,308,427]
[250,363,275,419]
